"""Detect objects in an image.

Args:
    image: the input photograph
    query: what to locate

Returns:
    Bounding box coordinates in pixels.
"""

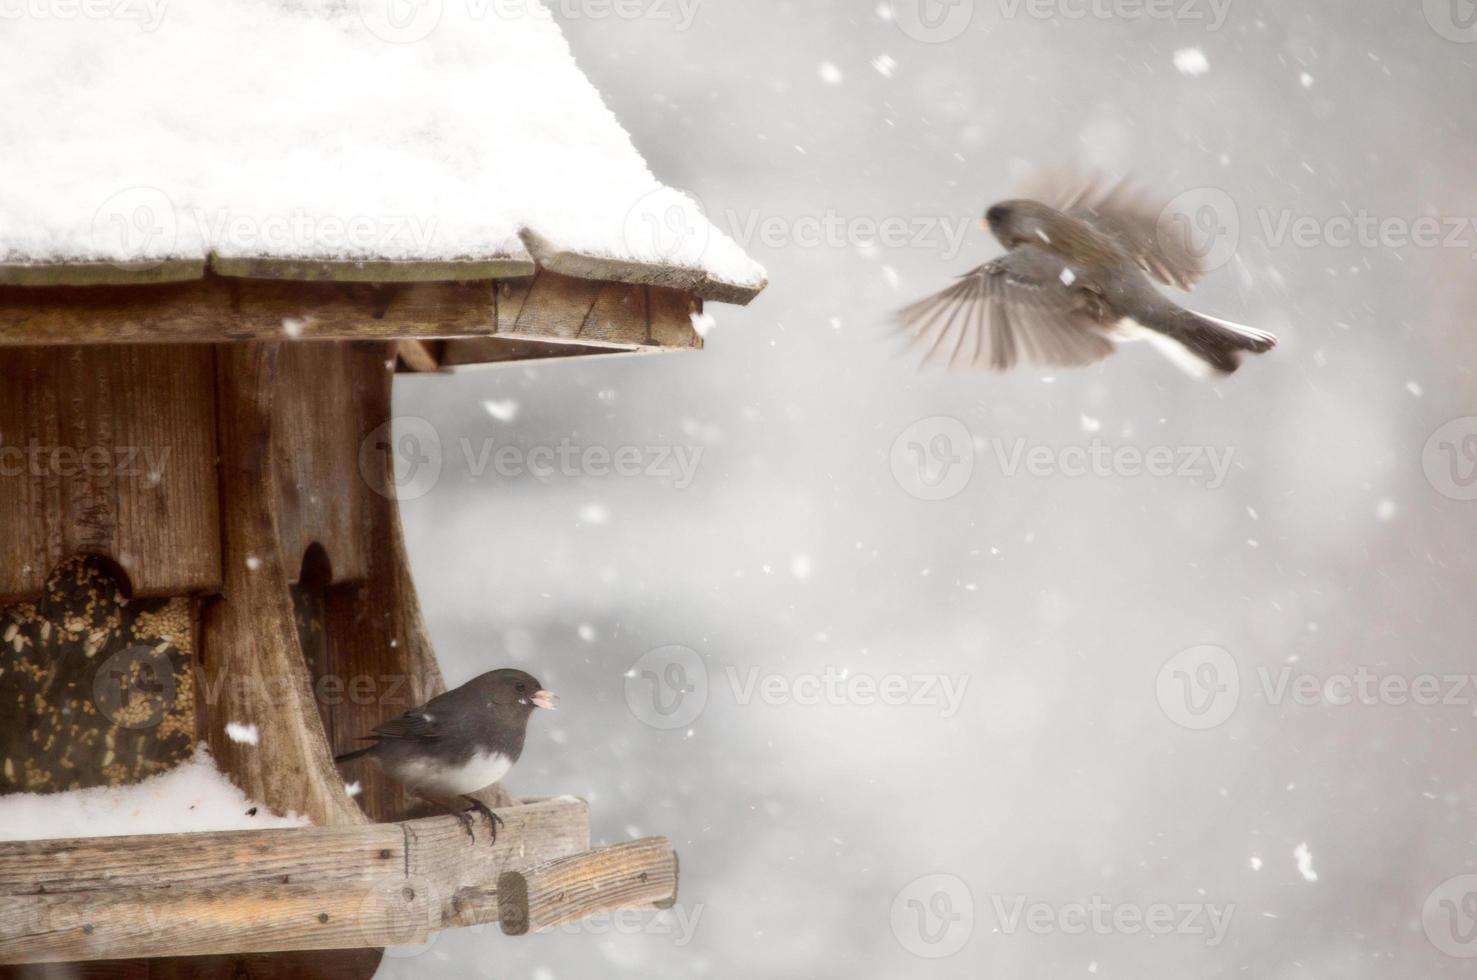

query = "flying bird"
[335,668,556,843]
[895,176,1277,377]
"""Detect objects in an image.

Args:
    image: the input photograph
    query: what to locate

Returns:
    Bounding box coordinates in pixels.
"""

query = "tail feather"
[1137,306,1277,377]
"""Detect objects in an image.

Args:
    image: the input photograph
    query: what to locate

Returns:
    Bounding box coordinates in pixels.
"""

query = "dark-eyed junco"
[335,668,556,843]
[896,175,1277,377]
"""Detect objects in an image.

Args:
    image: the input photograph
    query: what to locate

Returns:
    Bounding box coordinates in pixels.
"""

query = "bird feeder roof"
[0,0,766,306]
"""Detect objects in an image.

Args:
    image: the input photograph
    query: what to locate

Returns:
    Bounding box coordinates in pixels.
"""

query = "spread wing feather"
[895,246,1115,371]
[1019,172,1205,291]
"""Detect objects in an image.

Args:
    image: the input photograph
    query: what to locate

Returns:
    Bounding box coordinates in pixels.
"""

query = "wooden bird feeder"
[0,5,763,974]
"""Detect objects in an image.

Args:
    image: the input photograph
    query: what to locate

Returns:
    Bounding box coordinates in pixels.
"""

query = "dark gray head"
[982,199,1061,250]
[470,668,557,718]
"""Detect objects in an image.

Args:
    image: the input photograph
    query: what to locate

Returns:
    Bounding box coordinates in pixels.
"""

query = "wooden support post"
[201,343,363,828]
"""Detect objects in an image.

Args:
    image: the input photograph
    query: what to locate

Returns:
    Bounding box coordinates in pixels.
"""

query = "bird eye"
[515,682,526,693]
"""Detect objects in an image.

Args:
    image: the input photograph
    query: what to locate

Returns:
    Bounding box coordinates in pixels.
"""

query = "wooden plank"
[0,346,221,604]
[0,277,501,346]
[578,281,650,345]
[70,948,386,979]
[506,271,605,341]
[520,228,765,306]
[271,344,372,585]
[0,799,591,963]
[0,260,206,288]
[649,286,703,350]
[200,344,363,829]
[209,256,533,284]
[319,343,451,823]
[394,340,441,373]
[473,837,677,935]
[0,798,585,896]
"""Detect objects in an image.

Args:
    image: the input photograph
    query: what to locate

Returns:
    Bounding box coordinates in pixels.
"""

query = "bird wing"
[1021,172,1205,291]
[368,708,440,742]
[894,245,1116,371]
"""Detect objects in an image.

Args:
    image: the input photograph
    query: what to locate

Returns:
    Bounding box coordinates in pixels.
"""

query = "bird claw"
[453,808,477,842]
[461,795,503,846]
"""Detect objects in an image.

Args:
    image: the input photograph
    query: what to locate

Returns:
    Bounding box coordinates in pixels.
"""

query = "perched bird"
[335,668,556,843]
[895,175,1277,377]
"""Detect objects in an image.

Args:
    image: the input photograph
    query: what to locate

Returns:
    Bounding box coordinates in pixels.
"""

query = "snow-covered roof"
[0,0,766,304]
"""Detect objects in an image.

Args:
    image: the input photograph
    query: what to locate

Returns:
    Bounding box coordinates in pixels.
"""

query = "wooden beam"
[0,274,709,357]
[210,255,534,284]
[479,837,679,936]
[200,344,363,829]
[0,799,592,964]
[395,340,441,373]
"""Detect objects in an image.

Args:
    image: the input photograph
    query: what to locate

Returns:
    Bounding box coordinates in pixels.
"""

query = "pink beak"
[531,689,558,710]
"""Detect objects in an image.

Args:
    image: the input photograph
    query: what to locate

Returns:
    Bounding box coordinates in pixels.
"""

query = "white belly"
[386,750,513,797]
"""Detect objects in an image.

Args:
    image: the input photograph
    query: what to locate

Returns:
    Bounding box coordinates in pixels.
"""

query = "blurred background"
[378,1,1477,976]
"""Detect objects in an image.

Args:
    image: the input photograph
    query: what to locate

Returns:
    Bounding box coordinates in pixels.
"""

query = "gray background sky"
[378,1,1477,976]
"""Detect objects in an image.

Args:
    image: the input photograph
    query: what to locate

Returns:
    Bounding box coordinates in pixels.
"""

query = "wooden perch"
[485,837,679,936]
[0,798,591,964]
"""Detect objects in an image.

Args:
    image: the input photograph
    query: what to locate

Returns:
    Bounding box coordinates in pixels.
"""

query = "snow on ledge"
[0,745,307,842]
[0,0,766,297]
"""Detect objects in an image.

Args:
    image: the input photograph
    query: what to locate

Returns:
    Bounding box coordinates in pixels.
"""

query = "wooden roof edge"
[0,259,207,287]
[519,229,766,306]
[0,246,764,304]
[209,254,536,283]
